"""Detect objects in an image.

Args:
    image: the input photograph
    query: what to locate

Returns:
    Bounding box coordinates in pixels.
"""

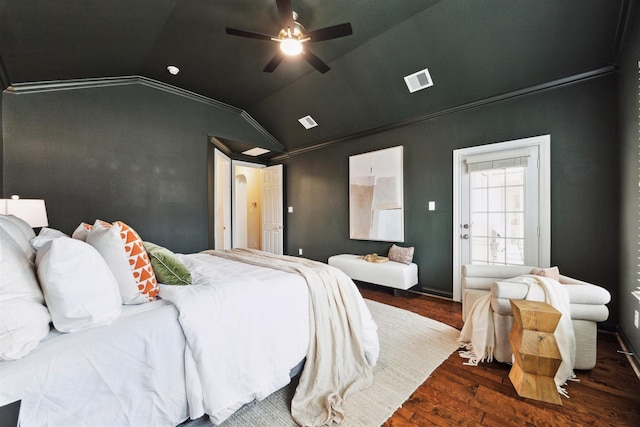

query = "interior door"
[214,149,231,250]
[261,164,283,255]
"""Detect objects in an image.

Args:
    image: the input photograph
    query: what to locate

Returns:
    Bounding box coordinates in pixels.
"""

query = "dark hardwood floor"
[357,284,640,427]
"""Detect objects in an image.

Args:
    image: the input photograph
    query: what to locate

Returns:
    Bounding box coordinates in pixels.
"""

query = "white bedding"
[160,253,311,424]
[1,252,378,427]
[0,299,189,426]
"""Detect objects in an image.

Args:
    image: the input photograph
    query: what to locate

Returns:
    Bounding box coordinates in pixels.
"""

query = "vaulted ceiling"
[0,0,633,157]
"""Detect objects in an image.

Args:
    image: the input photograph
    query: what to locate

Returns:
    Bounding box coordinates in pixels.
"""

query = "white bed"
[0,219,379,427]
[0,299,188,426]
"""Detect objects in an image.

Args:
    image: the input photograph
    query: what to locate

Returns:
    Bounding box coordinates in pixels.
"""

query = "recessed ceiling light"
[167,65,180,75]
[242,147,270,156]
[404,68,433,93]
[298,115,318,129]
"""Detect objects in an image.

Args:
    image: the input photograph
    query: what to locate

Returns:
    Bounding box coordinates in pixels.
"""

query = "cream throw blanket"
[203,249,374,426]
[458,274,576,396]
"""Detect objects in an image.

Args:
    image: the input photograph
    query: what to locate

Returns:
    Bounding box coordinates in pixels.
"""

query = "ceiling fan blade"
[276,0,294,29]
[226,27,274,41]
[306,23,353,42]
[263,51,285,73]
[302,50,330,74]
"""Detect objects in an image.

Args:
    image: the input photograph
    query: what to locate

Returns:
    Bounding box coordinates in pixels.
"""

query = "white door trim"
[214,149,232,250]
[452,135,551,301]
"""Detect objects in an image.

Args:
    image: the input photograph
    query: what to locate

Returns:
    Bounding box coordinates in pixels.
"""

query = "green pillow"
[143,241,192,285]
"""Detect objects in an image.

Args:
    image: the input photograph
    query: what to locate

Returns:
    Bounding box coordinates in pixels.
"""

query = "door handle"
[461,234,469,239]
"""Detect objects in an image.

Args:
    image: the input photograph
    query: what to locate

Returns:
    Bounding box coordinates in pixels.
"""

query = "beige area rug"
[185,299,460,427]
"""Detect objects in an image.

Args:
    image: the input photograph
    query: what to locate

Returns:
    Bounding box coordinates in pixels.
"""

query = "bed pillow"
[143,241,192,285]
[31,227,69,250]
[36,236,122,332]
[86,220,158,304]
[388,244,414,265]
[71,220,110,241]
[0,227,51,360]
[71,222,93,241]
[0,214,36,260]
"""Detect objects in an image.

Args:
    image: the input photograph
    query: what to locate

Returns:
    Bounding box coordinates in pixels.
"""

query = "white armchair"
[461,264,611,370]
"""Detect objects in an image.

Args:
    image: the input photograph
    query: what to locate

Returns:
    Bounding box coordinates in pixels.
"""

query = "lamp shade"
[0,199,49,227]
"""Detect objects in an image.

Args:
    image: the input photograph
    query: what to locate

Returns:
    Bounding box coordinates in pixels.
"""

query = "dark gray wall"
[1,82,261,253]
[281,75,620,330]
[1,65,622,332]
[619,4,640,360]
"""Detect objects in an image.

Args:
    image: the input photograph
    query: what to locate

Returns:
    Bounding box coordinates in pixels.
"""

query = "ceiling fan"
[225,0,353,74]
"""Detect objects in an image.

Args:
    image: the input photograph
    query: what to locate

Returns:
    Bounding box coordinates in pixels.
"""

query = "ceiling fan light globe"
[280,38,303,56]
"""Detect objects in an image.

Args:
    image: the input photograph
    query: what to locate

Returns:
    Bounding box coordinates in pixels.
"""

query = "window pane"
[471,188,487,212]
[505,238,525,264]
[506,186,523,211]
[488,169,505,187]
[490,237,506,263]
[472,213,488,236]
[488,188,504,212]
[489,212,505,237]
[506,213,524,238]
[472,237,488,263]
[470,171,487,188]
[506,168,524,186]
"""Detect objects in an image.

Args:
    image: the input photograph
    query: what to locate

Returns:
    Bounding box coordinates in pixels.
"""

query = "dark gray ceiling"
[0,0,632,156]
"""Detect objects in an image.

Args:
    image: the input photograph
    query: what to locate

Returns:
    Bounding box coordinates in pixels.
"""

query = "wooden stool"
[508,299,563,405]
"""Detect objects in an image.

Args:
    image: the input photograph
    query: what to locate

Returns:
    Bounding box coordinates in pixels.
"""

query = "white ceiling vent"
[404,68,433,93]
[298,115,318,129]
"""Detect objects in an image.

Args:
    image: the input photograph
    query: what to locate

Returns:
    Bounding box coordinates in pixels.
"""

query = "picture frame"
[349,146,404,242]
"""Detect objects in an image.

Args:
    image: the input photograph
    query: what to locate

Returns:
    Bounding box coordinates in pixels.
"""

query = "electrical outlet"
[635,310,639,328]
[298,248,303,256]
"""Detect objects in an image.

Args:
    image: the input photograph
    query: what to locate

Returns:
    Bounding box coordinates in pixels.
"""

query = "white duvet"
[160,253,310,425]
[1,252,378,426]
[161,252,379,426]
[0,300,189,427]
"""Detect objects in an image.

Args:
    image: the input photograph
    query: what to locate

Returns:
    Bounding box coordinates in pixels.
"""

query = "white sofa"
[461,264,611,370]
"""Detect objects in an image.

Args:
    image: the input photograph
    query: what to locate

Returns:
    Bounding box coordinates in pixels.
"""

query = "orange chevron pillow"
[113,221,158,302]
[85,220,158,304]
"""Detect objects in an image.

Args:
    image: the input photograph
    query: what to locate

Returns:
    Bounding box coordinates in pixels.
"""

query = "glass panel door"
[470,166,526,265]
[460,146,539,268]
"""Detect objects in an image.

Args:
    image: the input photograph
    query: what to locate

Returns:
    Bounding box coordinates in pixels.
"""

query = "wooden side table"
[508,299,563,405]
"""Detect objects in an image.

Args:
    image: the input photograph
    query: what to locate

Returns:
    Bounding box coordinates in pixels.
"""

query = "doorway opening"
[210,150,284,254]
[233,162,264,250]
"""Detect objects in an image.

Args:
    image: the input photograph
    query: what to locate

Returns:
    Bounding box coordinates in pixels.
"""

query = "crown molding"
[4,75,284,152]
[270,65,617,161]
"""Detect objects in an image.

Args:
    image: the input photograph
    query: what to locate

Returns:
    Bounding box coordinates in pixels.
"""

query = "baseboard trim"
[617,328,640,379]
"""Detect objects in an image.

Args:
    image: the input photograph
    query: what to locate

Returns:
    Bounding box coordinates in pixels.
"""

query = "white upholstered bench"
[328,254,418,292]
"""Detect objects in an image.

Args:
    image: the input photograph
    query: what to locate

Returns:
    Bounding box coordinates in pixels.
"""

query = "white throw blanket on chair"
[458,274,576,396]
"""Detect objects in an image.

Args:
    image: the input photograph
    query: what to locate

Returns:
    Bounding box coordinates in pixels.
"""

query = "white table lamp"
[0,197,49,227]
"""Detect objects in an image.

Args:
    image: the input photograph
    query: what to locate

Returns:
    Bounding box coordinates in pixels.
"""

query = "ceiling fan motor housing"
[278,12,305,40]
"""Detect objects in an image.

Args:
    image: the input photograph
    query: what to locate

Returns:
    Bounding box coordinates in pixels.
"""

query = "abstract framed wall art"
[349,146,404,242]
